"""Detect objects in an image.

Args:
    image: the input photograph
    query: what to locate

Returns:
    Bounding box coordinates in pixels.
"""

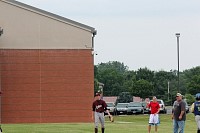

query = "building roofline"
[1,0,96,34]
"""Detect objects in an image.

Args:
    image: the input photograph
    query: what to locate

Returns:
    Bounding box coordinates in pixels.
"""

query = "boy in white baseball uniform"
[92,93,111,133]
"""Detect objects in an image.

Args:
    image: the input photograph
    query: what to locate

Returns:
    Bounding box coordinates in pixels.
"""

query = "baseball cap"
[176,93,182,97]
[196,93,200,98]
[95,92,100,96]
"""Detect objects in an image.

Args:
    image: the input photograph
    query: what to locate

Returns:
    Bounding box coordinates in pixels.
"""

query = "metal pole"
[175,33,180,92]
[168,81,169,101]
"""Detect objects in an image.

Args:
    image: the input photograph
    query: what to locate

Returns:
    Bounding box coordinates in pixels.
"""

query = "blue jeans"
[173,120,185,133]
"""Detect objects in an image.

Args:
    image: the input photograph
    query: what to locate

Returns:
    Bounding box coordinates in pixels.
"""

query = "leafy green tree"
[123,70,137,92]
[94,61,200,101]
[153,70,177,100]
[130,79,153,99]
[183,66,200,95]
[96,61,128,96]
[116,92,133,103]
[97,61,128,74]
[136,67,154,82]
[187,75,200,95]
[185,93,195,105]
[94,79,99,94]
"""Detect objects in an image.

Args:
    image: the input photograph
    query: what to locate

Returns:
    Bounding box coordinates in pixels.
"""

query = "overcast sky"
[18,0,200,71]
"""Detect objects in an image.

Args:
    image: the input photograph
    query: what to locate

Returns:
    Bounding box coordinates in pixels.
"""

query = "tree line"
[94,61,200,105]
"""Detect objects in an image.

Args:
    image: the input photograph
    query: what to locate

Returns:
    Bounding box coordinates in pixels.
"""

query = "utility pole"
[175,33,180,92]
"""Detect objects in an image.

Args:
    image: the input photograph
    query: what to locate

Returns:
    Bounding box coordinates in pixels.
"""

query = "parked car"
[141,102,150,114]
[150,99,166,113]
[184,99,189,113]
[127,102,144,115]
[116,103,129,115]
[106,102,116,115]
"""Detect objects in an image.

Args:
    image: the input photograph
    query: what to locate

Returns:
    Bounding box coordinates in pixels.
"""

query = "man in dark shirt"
[92,92,111,133]
[172,93,186,133]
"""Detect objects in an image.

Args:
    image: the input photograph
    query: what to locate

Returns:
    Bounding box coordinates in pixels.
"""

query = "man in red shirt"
[147,96,160,133]
[92,92,111,133]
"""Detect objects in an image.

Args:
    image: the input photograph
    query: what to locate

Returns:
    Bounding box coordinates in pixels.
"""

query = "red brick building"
[0,0,96,123]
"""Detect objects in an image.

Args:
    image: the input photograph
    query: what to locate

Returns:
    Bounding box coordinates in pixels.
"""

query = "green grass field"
[1,113,196,133]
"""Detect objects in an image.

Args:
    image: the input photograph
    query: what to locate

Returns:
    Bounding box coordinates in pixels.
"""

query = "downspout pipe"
[0,27,3,37]
[92,30,97,50]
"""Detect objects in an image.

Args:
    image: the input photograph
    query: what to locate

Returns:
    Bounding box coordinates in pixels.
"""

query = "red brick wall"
[0,49,94,123]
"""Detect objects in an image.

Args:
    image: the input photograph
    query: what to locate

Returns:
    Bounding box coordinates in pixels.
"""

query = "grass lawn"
[2,113,196,133]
